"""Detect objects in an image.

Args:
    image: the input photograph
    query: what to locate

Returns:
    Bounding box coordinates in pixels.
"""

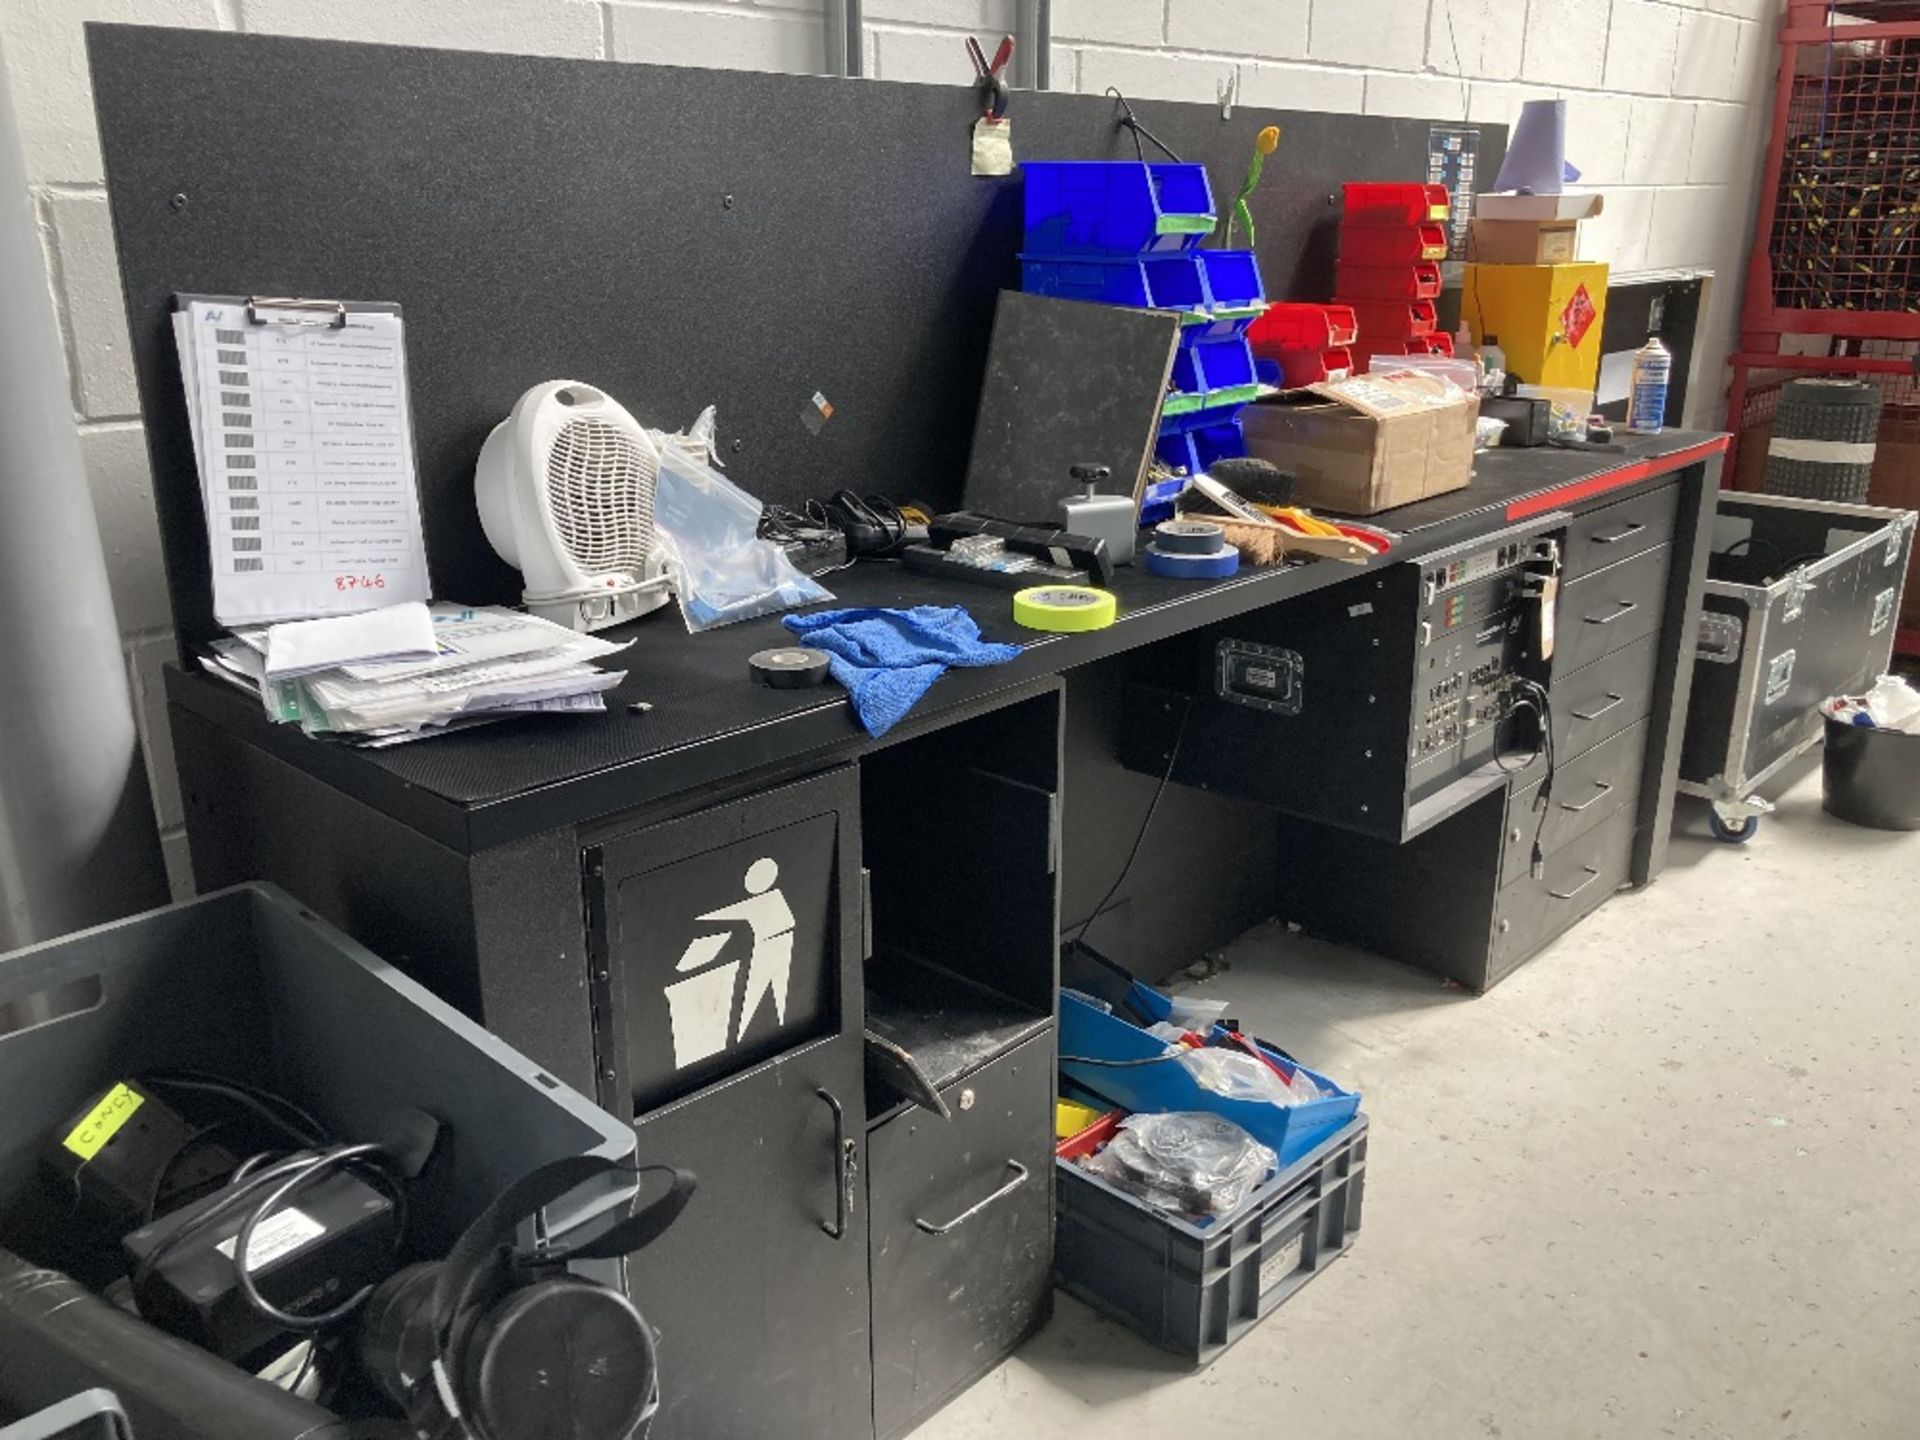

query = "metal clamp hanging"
[245,295,348,329]
[967,35,1014,122]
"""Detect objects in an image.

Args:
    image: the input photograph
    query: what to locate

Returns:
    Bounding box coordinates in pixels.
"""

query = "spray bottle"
[1626,337,1671,435]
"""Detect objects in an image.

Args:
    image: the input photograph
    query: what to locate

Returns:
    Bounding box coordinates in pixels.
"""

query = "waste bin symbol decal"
[665,857,796,1068]
[618,810,836,1113]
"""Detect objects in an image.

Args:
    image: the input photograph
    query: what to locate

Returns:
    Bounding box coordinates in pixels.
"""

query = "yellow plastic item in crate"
[1463,261,1609,393]
[1055,1098,1104,1140]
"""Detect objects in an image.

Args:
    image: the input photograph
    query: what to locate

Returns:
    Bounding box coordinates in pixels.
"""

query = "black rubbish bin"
[1822,716,1920,830]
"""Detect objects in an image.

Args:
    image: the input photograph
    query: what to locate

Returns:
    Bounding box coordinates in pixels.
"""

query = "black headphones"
[359,1155,695,1440]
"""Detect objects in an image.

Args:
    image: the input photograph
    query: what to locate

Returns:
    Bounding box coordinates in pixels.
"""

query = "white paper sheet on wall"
[173,296,430,626]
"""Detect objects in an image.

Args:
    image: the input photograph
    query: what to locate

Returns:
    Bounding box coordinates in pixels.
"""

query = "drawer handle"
[818,1088,857,1241]
[1560,781,1614,814]
[1571,691,1626,723]
[1592,521,1647,546]
[1584,600,1639,627]
[914,1160,1030,1237]
[1549,866,1601,901]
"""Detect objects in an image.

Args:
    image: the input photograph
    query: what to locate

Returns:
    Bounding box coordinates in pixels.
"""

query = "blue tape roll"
[1140,542,1240,579]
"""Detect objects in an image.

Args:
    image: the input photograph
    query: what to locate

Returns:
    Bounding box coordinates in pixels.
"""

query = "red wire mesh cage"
[1745,1,1920,338]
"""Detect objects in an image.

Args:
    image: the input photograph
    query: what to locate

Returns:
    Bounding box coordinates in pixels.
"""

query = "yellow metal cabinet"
[1463,261,1610,392]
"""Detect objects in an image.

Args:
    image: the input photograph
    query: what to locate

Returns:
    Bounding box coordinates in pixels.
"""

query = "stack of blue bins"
[1020,161,1270,525]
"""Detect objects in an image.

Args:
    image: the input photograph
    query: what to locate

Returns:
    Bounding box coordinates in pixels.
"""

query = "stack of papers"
[199,604,630,746]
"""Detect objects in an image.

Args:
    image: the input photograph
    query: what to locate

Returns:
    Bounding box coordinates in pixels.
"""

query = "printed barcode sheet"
[174,298,430,625]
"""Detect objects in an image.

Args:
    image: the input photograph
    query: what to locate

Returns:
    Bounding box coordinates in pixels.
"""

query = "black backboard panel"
[88,25,1504,646]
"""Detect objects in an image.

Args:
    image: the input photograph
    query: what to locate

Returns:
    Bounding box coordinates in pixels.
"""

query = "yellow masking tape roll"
[63,1082,144,1161]
[1012,585,1117,633]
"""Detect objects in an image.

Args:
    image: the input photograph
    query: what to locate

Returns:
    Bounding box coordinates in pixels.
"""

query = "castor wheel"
[1709,811,1759,844]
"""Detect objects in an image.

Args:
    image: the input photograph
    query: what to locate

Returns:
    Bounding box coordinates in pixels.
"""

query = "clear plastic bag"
[1163,994,1229,1029]
[647,411,832,632]
[1178,1045,1325,1106]
[1081,1112,1277,1216]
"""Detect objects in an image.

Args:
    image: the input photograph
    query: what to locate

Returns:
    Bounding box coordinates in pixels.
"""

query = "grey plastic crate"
[0,1391,131,1440]
[1054,1114,1367,1364]
[0,884,637,1421]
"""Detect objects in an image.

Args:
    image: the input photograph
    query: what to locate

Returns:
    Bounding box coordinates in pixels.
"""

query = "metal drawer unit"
[1488,809,1637,985]
[1552,543,1674,678]
[1561,484,1682,577]
[1500,720,1650,886]
[1548,634,1661,760]
[867,1034,1054,1440]
[1679,493,1916,842]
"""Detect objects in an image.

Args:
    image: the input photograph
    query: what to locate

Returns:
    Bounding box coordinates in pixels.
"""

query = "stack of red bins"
[1247,302,1358,388]
[1335,182,1456,371]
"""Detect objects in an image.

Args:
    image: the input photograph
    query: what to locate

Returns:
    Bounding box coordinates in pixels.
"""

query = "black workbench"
[167,432,1727,853]
[166,430,1723,1440]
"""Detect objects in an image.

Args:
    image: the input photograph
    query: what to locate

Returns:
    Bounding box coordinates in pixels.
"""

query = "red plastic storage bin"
[1336,260,1441,302]
[1266,346,1354,387]
[1340,224,1449,266]
[1349,300,1437,342]
[1248,302,1357,352]
[1342,182,1452,227]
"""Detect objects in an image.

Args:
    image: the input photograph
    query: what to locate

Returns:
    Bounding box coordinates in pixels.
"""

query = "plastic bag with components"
[1177,1044,1325,1106]
[1081,1111,1277,1217]
[648,409,832,631]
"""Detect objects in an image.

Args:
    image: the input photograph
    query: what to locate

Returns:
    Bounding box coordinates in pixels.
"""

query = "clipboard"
[171,293,430,626]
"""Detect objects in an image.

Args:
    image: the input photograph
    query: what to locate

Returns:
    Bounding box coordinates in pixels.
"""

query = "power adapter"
[122,1160,401,1364]
[44,1081,236,1235]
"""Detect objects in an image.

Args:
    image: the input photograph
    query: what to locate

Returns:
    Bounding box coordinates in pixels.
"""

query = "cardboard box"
[1475,190,1605,222]
[1470,218,1579,265]
[1240,372,1478,515]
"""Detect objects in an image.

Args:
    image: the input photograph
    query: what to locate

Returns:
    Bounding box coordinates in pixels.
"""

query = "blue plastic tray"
[1058,988,1359,1165]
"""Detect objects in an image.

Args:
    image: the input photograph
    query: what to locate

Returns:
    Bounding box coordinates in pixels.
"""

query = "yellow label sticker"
[63,1082,144,1161]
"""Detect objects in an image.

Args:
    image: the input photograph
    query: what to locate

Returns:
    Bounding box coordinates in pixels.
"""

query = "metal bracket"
[1871,587,1896,637]
[1764,649,1797,705]
[1782,570,1813,623]
[1695,611,1744,664]
[1888,513,1915,567]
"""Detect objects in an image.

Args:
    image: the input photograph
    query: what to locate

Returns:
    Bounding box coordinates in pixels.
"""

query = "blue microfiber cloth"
[783,605,1021,738]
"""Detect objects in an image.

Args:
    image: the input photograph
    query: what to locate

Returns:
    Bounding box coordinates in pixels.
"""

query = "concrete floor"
[914,767,1920,1440]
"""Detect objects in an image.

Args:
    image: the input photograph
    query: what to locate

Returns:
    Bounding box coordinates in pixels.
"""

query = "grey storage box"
[1054,1114,1367,1364]
[1679,493,1917,840]
[0,884,638,1427]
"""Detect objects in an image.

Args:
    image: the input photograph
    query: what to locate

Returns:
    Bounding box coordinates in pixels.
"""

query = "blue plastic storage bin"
[1024,161,1216,255]
[1058,988,1359,1165]
[1020,253,1212,322]
[1193,251,1266,338]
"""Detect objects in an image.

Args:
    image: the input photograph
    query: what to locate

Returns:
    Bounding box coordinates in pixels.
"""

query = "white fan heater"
[475,381,672,632]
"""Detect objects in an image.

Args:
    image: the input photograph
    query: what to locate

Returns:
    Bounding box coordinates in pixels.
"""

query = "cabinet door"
[628,1035,873,1440]
[588,766,870,1440]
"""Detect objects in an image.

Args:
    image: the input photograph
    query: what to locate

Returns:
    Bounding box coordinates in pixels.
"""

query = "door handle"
[1571,691,1625,723]
[1559,781,1614,814]
[1584,600,1638,626]
[1592,521,1646,546]
[913,1161,1030,1236]
[1549,866,1601,901]
[817,1088,857,1240]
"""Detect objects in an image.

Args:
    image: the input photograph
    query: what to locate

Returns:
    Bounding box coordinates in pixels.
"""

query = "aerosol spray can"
[1625,337,1671,435]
